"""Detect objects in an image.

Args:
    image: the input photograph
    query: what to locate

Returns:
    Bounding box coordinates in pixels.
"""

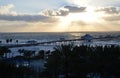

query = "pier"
[0,37,119,48]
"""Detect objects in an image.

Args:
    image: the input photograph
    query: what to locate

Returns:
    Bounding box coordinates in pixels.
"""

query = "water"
[0,32,120,41]
[0,32,120,57]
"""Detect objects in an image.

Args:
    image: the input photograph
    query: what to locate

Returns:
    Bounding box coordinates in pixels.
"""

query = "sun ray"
[54,6,105,32]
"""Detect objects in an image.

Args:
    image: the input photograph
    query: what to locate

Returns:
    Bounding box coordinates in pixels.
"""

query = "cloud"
[0,4,59,23]
[0,14,58,23]
[95,6,120,22]
[103,15,120,21]
[0,5,86,23]
[64,6,86,13]
[0,4,119,32]
[96,7,120,14]
[41,6,86,16]
[41,9,69,16]
[0,4,17,15]
[57,9,69,16]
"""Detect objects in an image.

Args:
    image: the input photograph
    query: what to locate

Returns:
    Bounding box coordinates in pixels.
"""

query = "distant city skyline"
[0,0,120,32]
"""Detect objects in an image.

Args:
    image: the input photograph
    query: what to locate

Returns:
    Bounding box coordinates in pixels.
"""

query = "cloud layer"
[0,14,58,22]
[96,7,120,14]
[95,7,120,22]
[0,4,120,32]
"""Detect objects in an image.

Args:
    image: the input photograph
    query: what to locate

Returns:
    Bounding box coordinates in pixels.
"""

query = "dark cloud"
[0,14,58,22]
[64,6,86,13]
[42,6,86,16]
[96,7,120,14]
[42,9,69,16]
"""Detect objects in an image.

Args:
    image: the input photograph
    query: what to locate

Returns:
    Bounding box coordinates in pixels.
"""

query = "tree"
[45,44,74,78]
[38,50,45,59]
[9,39,12,43]
[45,50,61,78]
[54,44,74,78]
[0,47,11,58]
[18,49,25,56]
[0,47,5,58]
[45,44,120,78]
[22,50,34,65]
[6,39,9,43]
[16,40,18,44]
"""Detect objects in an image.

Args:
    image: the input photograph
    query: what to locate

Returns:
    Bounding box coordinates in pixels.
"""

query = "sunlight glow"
[54,7,104,32]
[59,7,102,25]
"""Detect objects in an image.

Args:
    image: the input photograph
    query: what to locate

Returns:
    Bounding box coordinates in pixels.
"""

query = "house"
[81,34,93,42]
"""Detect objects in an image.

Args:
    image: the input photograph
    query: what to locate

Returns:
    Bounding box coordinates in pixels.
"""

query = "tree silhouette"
[0,47,11,58]
[9,39,12,43]
[16,40,18,44]
[38,50,45,59]
[18,49,25,56]
[22,50,34,65]
[6,39,9,43]
[45,44,120,78]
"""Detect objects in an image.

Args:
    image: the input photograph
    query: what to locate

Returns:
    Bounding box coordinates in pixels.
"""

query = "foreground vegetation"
[45,44,120,78]
[0,44,120,78]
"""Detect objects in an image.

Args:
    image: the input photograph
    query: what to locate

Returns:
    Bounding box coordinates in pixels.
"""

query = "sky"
[0,0,120,32]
